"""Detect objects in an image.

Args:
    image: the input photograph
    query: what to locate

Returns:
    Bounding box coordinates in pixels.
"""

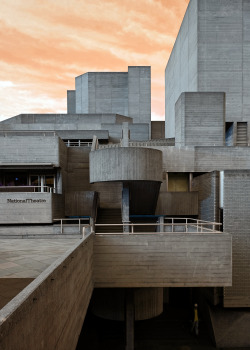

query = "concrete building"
[165,0,250,144]
[0,1,250,349]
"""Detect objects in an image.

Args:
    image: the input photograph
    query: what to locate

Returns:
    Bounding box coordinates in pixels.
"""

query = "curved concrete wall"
[90,147,162,183]
[91,287,163,321]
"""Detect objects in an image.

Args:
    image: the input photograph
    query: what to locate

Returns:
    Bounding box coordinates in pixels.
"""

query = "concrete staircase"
[95,208,123,233]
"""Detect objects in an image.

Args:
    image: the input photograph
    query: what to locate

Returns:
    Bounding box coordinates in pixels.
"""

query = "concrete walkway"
[0,238,80,308]
[0,238,79,278]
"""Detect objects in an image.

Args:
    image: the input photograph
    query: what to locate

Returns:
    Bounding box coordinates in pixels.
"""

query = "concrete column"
[67,90,76,113]
[56,170,62,194]
[189,173,193,192]
[125,288,134,350]
[121,122,130,147]
[122,184,130,233]
[159,216,164,232]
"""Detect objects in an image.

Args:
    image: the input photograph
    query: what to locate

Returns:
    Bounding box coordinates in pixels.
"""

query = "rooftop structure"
[0,1,250,349]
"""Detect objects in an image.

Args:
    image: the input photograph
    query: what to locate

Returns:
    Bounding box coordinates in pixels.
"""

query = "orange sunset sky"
[0,0,189,122]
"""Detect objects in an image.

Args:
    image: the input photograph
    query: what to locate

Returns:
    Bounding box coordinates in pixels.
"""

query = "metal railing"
[52,217,222,235]
[95,218,222,234]
[82,224,94,237]
[65,140,92,147]
[0,186,56,193]
[53,218,92,234]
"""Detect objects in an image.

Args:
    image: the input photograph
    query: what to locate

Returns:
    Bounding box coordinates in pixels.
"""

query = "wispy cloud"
[0,81,15,88]
[0,0,188,120]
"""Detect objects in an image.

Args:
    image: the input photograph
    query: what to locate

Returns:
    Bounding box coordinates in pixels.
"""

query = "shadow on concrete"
[76,303,217,350]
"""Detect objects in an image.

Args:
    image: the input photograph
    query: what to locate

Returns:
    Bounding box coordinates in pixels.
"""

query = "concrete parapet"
[94,232,232,288]
[0,235,94,350]
[0,193,64,224]
[0,134,65,167]
[89,147,162,183]
[151,146,250,173]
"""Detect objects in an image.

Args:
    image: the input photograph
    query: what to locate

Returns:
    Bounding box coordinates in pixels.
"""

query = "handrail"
[0,186,56,193]
[95,219,222,234]
[53,218,91,234]
[65,140,92,147]
[82,224,94,238]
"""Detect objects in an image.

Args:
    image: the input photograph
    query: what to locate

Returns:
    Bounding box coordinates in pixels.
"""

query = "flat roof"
[0,239,80,278]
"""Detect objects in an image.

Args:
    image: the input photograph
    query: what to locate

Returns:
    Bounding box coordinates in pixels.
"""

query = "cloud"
[0,114,11,122]
[0,84,66,119]
[151,112,165,121]
[0,0,189,119]
[0,81,15,88]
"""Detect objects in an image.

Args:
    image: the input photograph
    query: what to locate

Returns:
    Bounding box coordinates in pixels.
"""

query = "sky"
[0,0,189,122]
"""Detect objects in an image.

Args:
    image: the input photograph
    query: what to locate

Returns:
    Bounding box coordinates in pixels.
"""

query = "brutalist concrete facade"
[175,92,225,147]
[2,1,250,346]
[223,170,250,307]
[192,171,220,223]
[165,0,250,140]
[75,66,151,133]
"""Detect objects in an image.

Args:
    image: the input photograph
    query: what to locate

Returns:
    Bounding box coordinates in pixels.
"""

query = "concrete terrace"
[0,238,79,308]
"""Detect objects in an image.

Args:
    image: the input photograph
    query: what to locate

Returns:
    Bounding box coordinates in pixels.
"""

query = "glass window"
[168,173,189,192]
[5,173,28,186]
[44,175,55,192]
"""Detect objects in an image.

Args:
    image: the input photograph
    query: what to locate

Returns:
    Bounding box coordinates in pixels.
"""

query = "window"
[167,173,189,192]
[29,175,55,192]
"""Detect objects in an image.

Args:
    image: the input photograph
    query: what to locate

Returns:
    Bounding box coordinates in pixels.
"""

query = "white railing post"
[60,219,63,234]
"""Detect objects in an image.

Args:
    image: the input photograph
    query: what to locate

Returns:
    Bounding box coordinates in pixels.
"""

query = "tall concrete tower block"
[75,66,151,129]
[128,66,151,128]
[165,0,250,139]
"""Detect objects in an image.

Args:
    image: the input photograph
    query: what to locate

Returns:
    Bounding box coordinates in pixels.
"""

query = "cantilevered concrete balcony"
[89,147,162,183]
[94,219,232,288]
[0,133,67,168]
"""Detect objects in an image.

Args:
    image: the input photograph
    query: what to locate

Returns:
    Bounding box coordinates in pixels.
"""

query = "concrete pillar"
[121,122,130,147]
[125,288,134,350]
[189,173,193,192]
[56,170,62,194]
[122,184,130,233]
[159,216,164,232]
[67,90,76,114]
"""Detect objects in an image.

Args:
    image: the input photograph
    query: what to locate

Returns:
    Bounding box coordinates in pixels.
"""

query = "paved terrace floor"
[0,238,80,308]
